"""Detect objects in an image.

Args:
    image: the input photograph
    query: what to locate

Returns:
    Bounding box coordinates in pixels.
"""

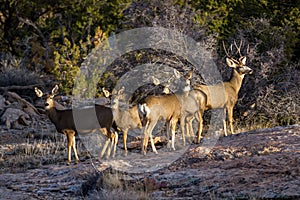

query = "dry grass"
[87,188,148,200]
[0,54,42,87]
[85,171,149,200]
[258,146,281,155]
[0,135,73,171]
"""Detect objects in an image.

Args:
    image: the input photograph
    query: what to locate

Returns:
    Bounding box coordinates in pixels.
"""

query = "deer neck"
[112,101,121,121]
[46,107,60,125]
[227,70,244,94]
[177,84,190,100]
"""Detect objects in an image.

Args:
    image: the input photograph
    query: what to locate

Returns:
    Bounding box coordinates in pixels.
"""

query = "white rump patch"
[139,103,151,116]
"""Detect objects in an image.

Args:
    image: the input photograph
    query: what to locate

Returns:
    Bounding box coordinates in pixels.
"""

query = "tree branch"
[16,15,50,59]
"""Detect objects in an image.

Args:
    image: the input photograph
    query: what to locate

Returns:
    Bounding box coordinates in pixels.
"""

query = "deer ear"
[240,56,247,65]
[35,87,43,97]
[116,86,125,96]
[185,70,193,80]
[102,87,110,97]
[226,58,236,68]
[52,85,59,95]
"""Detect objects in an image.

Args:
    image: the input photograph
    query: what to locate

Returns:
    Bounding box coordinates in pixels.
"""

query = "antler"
[234,40,243,57]
[246,43,250,55]
[222,40,231,58]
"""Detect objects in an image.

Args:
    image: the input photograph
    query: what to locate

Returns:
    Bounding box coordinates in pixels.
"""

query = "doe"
[35,85,118,164]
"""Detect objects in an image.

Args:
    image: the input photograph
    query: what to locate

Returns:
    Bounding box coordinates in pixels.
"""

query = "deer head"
[226,56,253,76]
[35,85,59,110]
[223,40,253,77]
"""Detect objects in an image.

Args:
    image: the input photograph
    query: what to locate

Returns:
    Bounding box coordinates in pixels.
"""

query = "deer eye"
[237,67,246,74]
[236,67,242,72]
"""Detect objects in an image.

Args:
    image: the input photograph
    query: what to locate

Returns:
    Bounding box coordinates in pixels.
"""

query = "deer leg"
[223,108,228,136]
[170,118,178,151]
[123,129,128,155]
[71,133,79,164]
[106,130,118,159]
[112,131,118,158]
[63,130,73,164]
[186,115,195,143]
[106,139,113,159]
[185,117,190,139]
[142,136,149,155]
[142,121,150,155]
[180,115,186,146]
[100,128,109,158]
[227,106,234,135]
[196,111,203,144]
[105,134,113,159]
[188,116,195,138]
[166,121,172,149]
[100,139,110,158]
[147,121,158,154]
[67,139,72,164]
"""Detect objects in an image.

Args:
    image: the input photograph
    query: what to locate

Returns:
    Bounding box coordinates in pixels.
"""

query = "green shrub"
[229,18,300,129]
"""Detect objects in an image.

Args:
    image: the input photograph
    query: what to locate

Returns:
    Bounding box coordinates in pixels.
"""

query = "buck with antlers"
[35,85,118,164]
[192,41,253,140]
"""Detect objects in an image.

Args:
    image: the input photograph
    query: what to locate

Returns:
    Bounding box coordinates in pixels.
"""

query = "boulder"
[1,108,31,129]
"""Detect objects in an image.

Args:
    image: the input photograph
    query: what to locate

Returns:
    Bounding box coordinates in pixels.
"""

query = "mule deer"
[111,87,142,154]
[180,89,207,144]
[138,70,193,155]
[35,85,118,164]
[193,41,253,138]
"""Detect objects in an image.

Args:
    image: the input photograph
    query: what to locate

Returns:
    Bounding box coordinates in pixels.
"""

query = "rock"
[5,92,39,117]
[1,108,31,129]
[126,136,168,149]
[0,95,5,109]
[0,161,103,199]
[95,97,111,105]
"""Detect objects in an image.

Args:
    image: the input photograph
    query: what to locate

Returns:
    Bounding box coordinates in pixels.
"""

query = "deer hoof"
[194,136,203,144]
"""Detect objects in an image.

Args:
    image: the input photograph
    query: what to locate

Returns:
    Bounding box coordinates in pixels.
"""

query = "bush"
[228,18,300,129]
[0,54,41,87]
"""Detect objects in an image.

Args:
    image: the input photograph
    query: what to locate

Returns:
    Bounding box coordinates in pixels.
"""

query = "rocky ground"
[0,124,299,199]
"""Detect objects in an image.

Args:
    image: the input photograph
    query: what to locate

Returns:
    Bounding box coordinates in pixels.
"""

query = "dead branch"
[6,92,40,117]
[0,84,42,92]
